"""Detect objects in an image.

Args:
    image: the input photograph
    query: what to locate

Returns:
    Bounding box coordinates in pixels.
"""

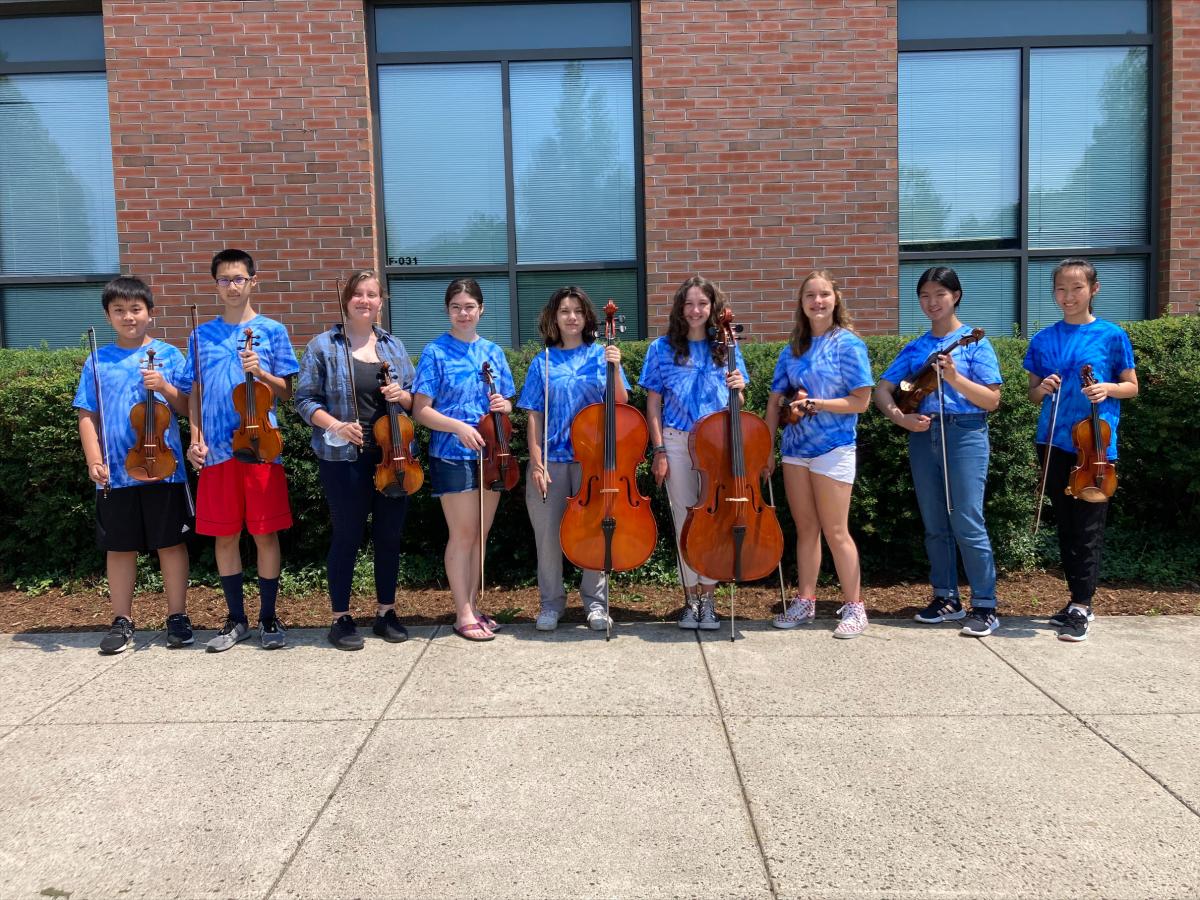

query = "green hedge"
[2,315,1197,588]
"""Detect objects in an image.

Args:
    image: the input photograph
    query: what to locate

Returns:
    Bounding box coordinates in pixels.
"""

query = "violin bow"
[542,345,550,503]
[334,279,361,430]
[86,327,111,497]
[1033,374,1063,535]
[188,304,207,470]
[934,355,954,517]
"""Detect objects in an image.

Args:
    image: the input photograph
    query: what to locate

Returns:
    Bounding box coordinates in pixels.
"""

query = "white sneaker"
[678,600,699,630]
[535,607,561,631]
[833,602,867,639]
[773,597,815,629]
[587,607,611,631]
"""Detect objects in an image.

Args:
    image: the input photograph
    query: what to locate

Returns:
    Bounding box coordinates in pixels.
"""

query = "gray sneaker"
[697,594,720,631]
[535,607,561,631]
[678,600,699,630]
[205,618,251,653]
[259,617,287,649]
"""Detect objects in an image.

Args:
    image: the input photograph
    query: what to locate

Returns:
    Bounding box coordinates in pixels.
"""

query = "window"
[371,2,642,351]
[898,1,1154,335]
[0,14,117,348]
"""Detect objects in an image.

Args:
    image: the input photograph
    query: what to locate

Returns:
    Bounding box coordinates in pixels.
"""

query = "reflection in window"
[899,259,1019,338]
[0,74,118,276]
[899,51,1019,247]
[0,284,112,349]
[899,0,1149,42]
[1028,47,1149,249]
[377,65,507,267]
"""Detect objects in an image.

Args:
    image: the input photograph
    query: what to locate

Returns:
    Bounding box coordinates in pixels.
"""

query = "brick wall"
[1158,0,1200,317]
[640,0,898,341]
[104,0,377,346]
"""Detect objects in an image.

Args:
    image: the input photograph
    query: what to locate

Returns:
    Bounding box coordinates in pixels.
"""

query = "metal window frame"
[898,19,1158,333]
[366,0,645,346]
[0,6,115,347]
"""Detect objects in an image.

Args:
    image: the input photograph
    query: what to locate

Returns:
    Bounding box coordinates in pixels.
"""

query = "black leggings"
[318,449,409,614]
[1040,445,1109,606]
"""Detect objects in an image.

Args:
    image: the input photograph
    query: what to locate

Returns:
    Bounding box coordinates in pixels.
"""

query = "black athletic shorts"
[95,481,192,553]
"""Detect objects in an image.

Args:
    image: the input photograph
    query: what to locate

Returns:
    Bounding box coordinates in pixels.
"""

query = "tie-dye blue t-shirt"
[73,339,188,491]
[770,328,874,458]
[412,332,516,461]
[1023,318,1135,460]
[176,315,300,466]
[517,344,632,463]
[638,336,749,432]
[880,325,1003,416]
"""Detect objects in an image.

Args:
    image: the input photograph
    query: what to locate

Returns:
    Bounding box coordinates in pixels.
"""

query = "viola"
[681,308,784,583]
[478,361,519,491]
[1066,364,1117,503]
[373,362,424,497]
[124,347,178,483]
[560,301,657,575]
[895,327,985,414]
[778,384,816,426]
[231,327,283,464]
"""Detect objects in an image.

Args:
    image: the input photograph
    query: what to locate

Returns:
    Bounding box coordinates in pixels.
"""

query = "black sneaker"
[914,596,964,623]
[1049,604,1095,628]
[99,617,134,655]
[1057,608,1090,643]
[373,608,409,643]
[329,614,364,651]
[165,613,194,648]
[960,607,1000,637]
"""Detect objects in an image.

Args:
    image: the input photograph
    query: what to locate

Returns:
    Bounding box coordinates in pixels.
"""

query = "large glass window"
[372,3,642,351]
[898,2,1153,336]
[0,14,117,348]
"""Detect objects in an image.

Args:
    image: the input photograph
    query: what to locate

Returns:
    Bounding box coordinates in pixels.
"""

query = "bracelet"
[651,445,666,455]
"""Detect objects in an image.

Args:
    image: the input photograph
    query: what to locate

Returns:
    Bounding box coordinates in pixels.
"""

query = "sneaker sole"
[678,622,699,630]
[914,610,965,623]
[166,636,195,648]
[588,619,611,631]
[374,631,409,643]
[697,622,720,631]
[329,638,364,651]
[1057,631,1089,643]
[961,625,998,637]
[832,630,863,640]
[261,639,286,650]
[98,638,133,655]
[535,622,558,631]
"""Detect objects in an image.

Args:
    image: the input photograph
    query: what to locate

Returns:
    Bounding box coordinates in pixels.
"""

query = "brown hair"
[788,270,856,357]
[538,286,598,347]
[666,275,727,366]
[339,270,385,314]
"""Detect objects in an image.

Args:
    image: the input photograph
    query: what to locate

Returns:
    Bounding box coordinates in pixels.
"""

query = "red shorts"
[196,459,292,537]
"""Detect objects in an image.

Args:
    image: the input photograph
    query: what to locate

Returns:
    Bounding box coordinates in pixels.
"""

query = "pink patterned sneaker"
[772,597,816,629]
[833,601,868,639]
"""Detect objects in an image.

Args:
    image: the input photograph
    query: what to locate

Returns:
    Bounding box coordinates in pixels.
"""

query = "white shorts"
[782,444,856,484]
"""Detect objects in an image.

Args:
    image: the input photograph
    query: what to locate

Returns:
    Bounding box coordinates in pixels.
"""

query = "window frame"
[366,0,646,346]
[898,21,1159,330]
[0,5,116,346]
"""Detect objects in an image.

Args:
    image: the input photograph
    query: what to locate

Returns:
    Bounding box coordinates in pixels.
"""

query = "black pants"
[1040,445,1108,606]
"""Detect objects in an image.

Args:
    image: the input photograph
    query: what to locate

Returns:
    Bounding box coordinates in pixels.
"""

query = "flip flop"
[453,621,494,642]
[478,613,501,632]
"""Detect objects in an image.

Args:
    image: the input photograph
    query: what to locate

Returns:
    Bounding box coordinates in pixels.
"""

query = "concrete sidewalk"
[1,616,1198,899]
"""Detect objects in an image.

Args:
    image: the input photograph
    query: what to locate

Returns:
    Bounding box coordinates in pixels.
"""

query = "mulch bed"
[3,572,1196,633]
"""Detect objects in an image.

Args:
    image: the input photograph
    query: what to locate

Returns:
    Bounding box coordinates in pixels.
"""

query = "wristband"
[651,445,666,455]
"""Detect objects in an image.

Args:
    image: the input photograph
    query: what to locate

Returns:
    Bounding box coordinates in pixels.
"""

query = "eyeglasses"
[216,276,251,288]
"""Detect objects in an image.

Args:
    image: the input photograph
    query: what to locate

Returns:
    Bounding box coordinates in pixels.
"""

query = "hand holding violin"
[895,411,932,433]
[604,343,622,366]
[141,367,169,394]
[380,381,410,407]
[1082,378,1114,403]
[239,346,262,378]
[726,369,746,391]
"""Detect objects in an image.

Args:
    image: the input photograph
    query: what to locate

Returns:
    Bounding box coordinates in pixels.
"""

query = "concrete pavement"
[1,616,1198,899]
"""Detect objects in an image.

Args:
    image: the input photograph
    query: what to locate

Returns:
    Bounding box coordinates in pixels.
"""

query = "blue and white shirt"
[412,332,515,461]
[294,325,415,462]
[73,339,188,491]
[517,343,631,463]
[880,324,1003,416]
[1023,318,1135,460]
[770,328,874,458]
[638,337,749,432]
[177,315,300,466]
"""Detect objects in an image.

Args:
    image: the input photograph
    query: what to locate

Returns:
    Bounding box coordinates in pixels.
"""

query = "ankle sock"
[219,573,246,623]
[258,576,279,623]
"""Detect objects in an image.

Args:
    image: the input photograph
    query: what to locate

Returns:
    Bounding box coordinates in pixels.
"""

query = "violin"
[895,327,985,414]
[231,327,283,464]
[681,308,784,584]
[124,347,178,482]
[778,385,817,426]
[560,301,657,575]
[478,361,518,491]
[373,362,423,498]
[1066,364,1117,503]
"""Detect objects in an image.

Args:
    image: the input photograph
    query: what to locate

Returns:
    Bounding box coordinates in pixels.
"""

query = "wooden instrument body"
[373,407,424,497]
[231,328,283,464]
[478,362,519,492]
[125,397,177,482]
[1066,365,1117,503]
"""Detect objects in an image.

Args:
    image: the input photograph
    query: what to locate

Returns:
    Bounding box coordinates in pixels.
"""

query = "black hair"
[444,277,484,308]
[101,275,154,311]
[1052,257,1098,288]
[211,248,256,279]
[915,266,963,309]
[539,286,599,347]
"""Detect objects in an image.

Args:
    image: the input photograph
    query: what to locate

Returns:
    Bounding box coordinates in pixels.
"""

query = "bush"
[1,316,1195,588]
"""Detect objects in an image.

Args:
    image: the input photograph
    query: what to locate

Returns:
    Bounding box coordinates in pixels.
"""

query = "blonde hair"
[788,270,855,357]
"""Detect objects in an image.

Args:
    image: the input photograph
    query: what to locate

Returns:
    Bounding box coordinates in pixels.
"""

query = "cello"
[560,301,657,637]
[1066,364,1117,503]
[231,327,284,464]
[373,362,424,497]
[680,308,784,637]
[124,347,178,483]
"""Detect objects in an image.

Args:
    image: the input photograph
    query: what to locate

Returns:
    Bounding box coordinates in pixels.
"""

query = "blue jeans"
[908,414,997,607]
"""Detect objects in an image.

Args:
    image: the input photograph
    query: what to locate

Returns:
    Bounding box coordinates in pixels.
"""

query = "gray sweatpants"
[525,460,607,614]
